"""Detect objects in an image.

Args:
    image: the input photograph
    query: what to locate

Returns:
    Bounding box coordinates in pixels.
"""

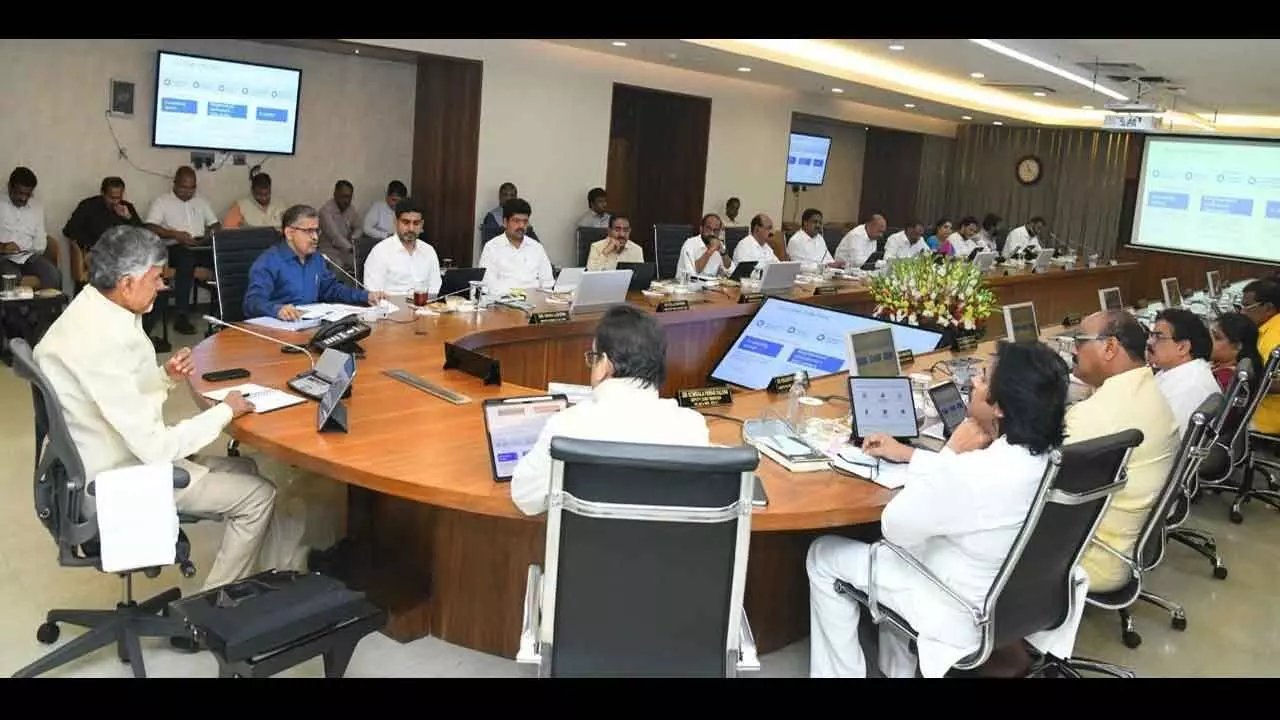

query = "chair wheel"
[1122,630,1142,649]
[1172,616,1187,631]
[180,562,197,578]
[143,566,161,579]
[36,622,60,644]
[1230,510,1244,524]
[1214,565,1229,580]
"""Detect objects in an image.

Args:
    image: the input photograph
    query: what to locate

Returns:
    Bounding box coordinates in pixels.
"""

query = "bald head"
[1072,310,1150,387]
[867,214,887,239]
[750,213,774,242]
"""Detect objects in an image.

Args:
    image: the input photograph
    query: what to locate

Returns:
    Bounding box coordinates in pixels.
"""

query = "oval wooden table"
[188,263,1131,657]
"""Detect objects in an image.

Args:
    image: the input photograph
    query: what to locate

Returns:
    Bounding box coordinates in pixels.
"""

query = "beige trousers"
[175,455,280,591]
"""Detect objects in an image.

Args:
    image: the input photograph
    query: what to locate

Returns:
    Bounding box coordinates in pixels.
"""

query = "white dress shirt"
[1155,358,1221,438]
[33,286,234,504]
[576,211,611,228]
[0,194,47,263]
[787,229,832,266]
[732,234,779,266]
[1004,225,1041,256]
[677,235,729,277]
[947,231,977,259]
[362,234,442,296]
[143,192,217,245]
[478,233,554,295]
[835,224,877,268]
[510,378,712,515]
[361,201,396,241]
[883,231,930,259]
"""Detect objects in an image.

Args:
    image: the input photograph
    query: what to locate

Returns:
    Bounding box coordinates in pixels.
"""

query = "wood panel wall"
[858,127,924,228]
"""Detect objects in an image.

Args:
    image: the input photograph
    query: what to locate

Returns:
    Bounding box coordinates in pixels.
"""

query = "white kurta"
[835,224,877,268]
[1004,225,1042,256]
[478,233,555,295]
[786,229,832,266]
[677,235,730,277]
[883,231,929,260]
[1155,358,1222,439]
[732,235,779,266]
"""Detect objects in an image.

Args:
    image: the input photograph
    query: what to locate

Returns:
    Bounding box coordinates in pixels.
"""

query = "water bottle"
[786,370,810,430]
[676,267,690,288]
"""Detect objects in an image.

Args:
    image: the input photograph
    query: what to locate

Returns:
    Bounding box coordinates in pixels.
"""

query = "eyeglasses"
[1071,333,1113,347]
[1236,301,1262,312]
[288,225,320,236]
[1147,330,1175,344]
[584,350,603,368]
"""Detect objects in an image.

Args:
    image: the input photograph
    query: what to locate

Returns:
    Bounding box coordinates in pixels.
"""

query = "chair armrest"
[736,609,760,672]
[173,467,191,489]
[870,540,984,626]
[516,564,543,665]
[1086,537,1140,583]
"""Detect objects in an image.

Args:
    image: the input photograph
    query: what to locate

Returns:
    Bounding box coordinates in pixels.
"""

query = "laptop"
[437,267,486,299]
[973,251,997,273]
[553,267,586,293]
[481,395,569,481]
[570,269,633,314]
[617,261,657,292]
[848,376,919,445]
[921,381,968,441]
[759,261,802,294]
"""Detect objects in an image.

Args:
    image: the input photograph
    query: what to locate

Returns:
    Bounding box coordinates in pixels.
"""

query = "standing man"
[362,180,406,242]
[576,187,610,228]
[0,166,60,290]
[835,213,887,269]
[787,208,842,269]
[222,172,285,229]
[677,213,731,278]
[318,180,361,272]
[63,176,144,253]
[586,213,645,271]
[361,198,442,298]
[732,213,780,266]
[144,166,220,335]
[478,198,554,295]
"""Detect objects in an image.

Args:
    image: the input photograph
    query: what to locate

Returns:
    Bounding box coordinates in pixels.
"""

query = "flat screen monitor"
[1161,277,1183,308]
[1099,287,1123,312]
[786,132,832,186]
[1003,302,1041,344]
[708,296,946,390]
[153,50,302,155]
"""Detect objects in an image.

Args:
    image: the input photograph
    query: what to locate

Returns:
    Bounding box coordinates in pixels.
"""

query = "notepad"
[203,383,307,414]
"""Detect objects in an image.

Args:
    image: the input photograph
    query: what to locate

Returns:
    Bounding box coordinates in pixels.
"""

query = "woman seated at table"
[806,340,1070,678]
[1209,312,1262,391]
[925,217,953,257]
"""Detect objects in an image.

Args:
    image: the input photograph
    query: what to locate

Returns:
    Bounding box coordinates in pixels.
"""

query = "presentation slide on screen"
[850,378,918,438]
[153,53,301,154]
[710,298,943,390]
[1132,136,1280,263]
[786,133,831,185]
[484,400,565,478]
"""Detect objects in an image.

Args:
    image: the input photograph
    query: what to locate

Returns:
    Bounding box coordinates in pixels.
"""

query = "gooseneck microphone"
[202,315,316,370]
[321,253,371,291]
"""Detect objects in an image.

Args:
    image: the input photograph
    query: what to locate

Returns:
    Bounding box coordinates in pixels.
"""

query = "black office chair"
[1085,394,1222,649]
[517,437,761,677]
[8,338,199,678]
[724,226,749,259]
[652,224,694,280]
[574,226,610,267]
[1232,348,1280,523]
[834,429,1144,678]
[352,235,381,285]
[209,227,282,325]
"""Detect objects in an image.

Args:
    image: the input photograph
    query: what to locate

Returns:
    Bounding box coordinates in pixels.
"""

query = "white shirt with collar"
[362,201,396,241]
[732,234,778,266]
[883,231,929,259]
[948,231,976,259]
[787,229,832,266]
[478,232,554,295]
[1155,358,1221,438]
[0,194,47,264]
[144,191,218,245]
[677,235,730,277]
[510,377,712,515]
[362,234,442,297]
[576,211,611,228]
[835,224,877,268]
[1004,225,1041,256]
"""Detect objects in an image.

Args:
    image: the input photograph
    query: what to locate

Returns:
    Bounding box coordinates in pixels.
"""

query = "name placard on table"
[529,310,570,325]
[738,292,764,305]
[767,373,795,394]
[676,386,734,409]
[813,285,838,297]
[954,334,980,353]
[897,349,915,367]
[656,299,689,313]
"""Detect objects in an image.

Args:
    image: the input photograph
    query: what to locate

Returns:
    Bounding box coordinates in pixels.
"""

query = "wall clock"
[1016,155,1043,186]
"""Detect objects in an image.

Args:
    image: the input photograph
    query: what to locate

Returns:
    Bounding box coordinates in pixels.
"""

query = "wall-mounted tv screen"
[785,132,832,186]
[152,51,302,155]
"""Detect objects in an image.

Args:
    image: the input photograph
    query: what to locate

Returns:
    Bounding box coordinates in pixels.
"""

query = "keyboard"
[384,369,472,405]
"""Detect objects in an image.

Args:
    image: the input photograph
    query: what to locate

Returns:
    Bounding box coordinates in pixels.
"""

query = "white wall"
[0,38,416,277]
[345,38,956,265]
[782,116,867,226]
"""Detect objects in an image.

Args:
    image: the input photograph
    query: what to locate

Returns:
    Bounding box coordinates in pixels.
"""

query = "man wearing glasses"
[1147,308,1220,438]
[1063,310,1179,593]
[243,204,387,321]
[1238,279,1280,434]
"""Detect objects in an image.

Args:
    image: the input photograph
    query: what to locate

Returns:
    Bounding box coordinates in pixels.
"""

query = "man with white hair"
[33,225,290,592]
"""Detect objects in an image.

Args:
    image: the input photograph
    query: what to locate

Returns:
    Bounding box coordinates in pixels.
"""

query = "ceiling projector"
[1104,100,1166,114]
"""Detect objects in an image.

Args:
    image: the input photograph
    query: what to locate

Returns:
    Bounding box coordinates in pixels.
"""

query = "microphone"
[202,315,316,370]
[322,253,369,291]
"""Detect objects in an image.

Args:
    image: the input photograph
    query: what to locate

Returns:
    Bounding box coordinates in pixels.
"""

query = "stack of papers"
[202,383,306,414]
[245,316,321,332]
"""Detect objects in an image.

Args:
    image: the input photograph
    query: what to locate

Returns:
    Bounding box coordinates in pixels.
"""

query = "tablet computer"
[848,376,919,444]
[481,395,569,481]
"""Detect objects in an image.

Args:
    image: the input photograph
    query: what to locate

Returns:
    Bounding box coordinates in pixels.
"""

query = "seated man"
[480,182,539,242]
[144,166,220,335]
[511,304,712,514]
[1148,307,1220,438]
[883,221,930,260]
[731,213,780,267]
[585,213,644,271]
[63,176,144,253]
[362,180,406,242]
[576,187,610,228]
[1004,216,1046,257]
[223,172,286,229]
[787,208,843,269]
[318,179,361,271]
[834,214,886,269]
[34,225,289,592]
[0,166,60,289]
[1067,310,1179,592]
[808,341,1069,678]
[1240,279,1280,433]
[362,197,441,297]
[478,198,553,295]
[677,213,731,278]
[243,204,387,320]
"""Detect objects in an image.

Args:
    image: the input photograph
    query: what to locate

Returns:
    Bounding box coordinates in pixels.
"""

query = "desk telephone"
[308,317,371,356]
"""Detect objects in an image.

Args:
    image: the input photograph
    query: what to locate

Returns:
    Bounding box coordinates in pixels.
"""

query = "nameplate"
[1062,312,1083,327]
[656,300,689,313]
[813,285,838,297]
[738,292,765,305]
[529,310,570,325]
[767,373,795,394]
[897,349,915,366]
[955,335,980,353]
[676,386,734,409]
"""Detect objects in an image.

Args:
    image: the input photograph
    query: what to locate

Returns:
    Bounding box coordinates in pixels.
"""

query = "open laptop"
[921,380,968,441]
[570,269,633,314]
[848,376,919,445]
[617,261,656,292]
[553,267,586,293]
[481,395,569,481]
[437,267,486,299]
[1099,286,1123,312]
[729,260,758,281]
[973,251,997,273]
[1002,302,1041,344]
[759,261,802,294]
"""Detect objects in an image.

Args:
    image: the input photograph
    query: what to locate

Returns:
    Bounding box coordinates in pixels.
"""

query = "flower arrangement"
[868,254,998,332]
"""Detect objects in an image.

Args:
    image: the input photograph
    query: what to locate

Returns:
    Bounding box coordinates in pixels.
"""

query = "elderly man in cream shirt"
[732,214,780,266]
[834,214,886,269]
[586,213,644,271]
[33,225,294,592]
[1066,310,1179,592]
[511,305,711,515]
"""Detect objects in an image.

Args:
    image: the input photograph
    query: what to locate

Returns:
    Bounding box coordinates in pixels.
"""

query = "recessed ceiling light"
[353,49,360,55]
[903,103,916,108]
[1032,91,1047,97]
[961,115,973,120]
[888,42,905,51]
[969,72,985,79]
[993,121,1004,126]
[611,41,628,47]
[1082,105,1095,110]
[737,66,751,72]
[831,87,844,94]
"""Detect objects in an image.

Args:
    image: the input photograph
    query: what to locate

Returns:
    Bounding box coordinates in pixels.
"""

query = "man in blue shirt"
[243,204,387,320]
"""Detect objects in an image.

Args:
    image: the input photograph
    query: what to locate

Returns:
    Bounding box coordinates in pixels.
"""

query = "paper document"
[203,383,306,413]
[547,382,593,405]
[297,303,369,322]
[245,316,322,332]
[94,464,179,573]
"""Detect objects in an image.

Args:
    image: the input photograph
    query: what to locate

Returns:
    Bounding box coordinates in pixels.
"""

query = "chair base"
[1031,654,1136,678]
[1168,527,1229,579]
[12,586,188,678]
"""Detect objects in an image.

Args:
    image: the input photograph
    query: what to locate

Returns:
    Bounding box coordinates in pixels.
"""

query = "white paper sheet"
[202,383,307,413]
[244,316,322,332]
[94,464,179,574]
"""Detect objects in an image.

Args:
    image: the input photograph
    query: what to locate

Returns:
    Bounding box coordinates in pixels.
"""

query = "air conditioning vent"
[1077,61,1148,75]
[981,82,1056,95]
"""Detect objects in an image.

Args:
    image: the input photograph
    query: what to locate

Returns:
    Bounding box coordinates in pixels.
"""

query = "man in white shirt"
[362,197,442,298]
[586,213,645,271]
[1003,216,1046,258]
[835,214,887,269]
[787,208,843,269]
[33,225,291,592]
[576,187,611,228]
[143,166,220,335]
[0,166,59,289]
[724,197,742,226]
[732,213,780,267]
[480,182,540,242]
[478,197,554,295]
[677,213,731,278]
[1148,308,1221,438]
[977,213,1002,252]
[946,216,982,259]
[883,221,930,260]
[511,304,711,515]
[361,180,405,242]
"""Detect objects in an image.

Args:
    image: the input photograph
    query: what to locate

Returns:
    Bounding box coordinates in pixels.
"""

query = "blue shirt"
[243,242,368,319]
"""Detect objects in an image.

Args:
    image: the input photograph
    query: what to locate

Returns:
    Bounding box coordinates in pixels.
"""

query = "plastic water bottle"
[786,370,810,430]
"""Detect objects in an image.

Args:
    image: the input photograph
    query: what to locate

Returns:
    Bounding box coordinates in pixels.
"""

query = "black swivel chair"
[1232,348,1280,522]
[652,224,695,280]
[1085,394,1223,649]
[352,235,381,285]
[209,227,283,325]
[724,226,749,259]
[834,429,1145,678]
[574,226,610,267]
[8,338,199,679]
[517,438,761,677]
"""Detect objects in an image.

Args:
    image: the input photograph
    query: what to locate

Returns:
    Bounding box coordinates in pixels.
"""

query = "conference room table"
[187,260,1135,658]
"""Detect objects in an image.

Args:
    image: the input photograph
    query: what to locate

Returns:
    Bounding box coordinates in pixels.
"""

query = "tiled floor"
[2,321,1278,677]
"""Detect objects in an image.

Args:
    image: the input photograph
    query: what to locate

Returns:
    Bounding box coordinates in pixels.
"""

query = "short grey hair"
[88,225,168,292]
